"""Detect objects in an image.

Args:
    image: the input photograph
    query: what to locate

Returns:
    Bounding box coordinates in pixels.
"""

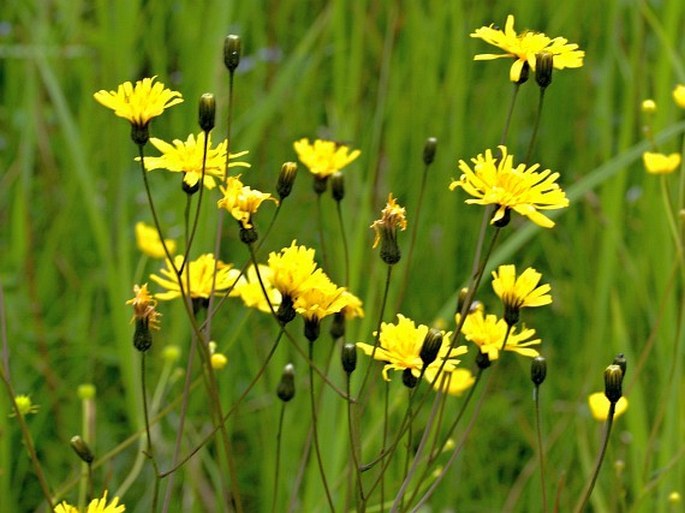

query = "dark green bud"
[420,329,443,367]
[304,316,321,342]
[277,363,295,402]
[133,318,152,352]
[70,436,94,464]
[341,343,357,374]
[198,93,216,132]
[402,368,418,389]
[612,353,627,378]
[276,162,298,200]
[331,172,345,202]
[531,355,547,386]
[423,137,437,165]
[604,364,624,403]
[330,311,346,340]
[535,52,554,89]
[313,175,328,195]
[223,35,241,72]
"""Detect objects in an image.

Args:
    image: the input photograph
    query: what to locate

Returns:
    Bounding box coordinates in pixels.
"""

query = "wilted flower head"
[141,132,250,190]
[126,283,161,330]
[93,76,182,129]
[642,151,681,175]
[450,146,569,228]
[357,314,467,381]
[150,254,234,300]
[471,15,584,83]
[54,490,125,513]
[217,175,278,229]
[458,309,541,361]
[135,221,176,259]
[370,193,408,248]
[293,138,361,178]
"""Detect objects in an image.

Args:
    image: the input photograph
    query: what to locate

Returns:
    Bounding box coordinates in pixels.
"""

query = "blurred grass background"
[1,0,684,512]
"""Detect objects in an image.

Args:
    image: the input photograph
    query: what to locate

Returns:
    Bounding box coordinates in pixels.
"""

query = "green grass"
[1,1,685,512]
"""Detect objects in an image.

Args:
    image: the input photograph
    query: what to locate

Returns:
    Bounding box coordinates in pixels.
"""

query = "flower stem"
[525,87,547,164]
[336,200,350,286]
[573,402,617,513]
[272,402,287,513]
[501,83,521,146]
[534,385,548,513]
[316,192,330,271]
[346,374,365,510]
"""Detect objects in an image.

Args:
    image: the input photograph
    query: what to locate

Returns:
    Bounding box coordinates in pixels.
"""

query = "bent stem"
[573,402,617,513]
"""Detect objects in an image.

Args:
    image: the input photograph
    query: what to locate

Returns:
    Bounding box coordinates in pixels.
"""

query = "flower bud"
[641,99,656,113]
[133,317,152,352]
[530,355,547,386]
[419,329,443,367]
[423,137,437,165]
[70,436,94,464]
[198,93,216,132]
[341,343,357,374]
[211,353,228,370]
[331,172,345,202]
[330,311,346,339]
[162,345,181,364]
[304,316,321,342]
[402,368,418,388]
[612,353,627,378]
[535,52,554,88]
[476,351,491,370]
[277,363,295,402]
[276,162,298,200]
[604,364,624,403]
[223,35,241,72]
[77,384,96,400]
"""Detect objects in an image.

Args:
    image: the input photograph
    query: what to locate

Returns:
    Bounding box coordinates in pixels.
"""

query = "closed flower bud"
[457,287,470,314]
[133,317,152,352]
[402,368,418,388]
[198,93,216,132]
[70,436,94,464]
[331,172,345,202]
[330,311,346,339]
[211,353,228,370]
[612,353,627,378]
[277,363,295,402]
[423,137,437,165]
[276,162,298,200]
[77,384,96,400]
[535,52,554,88]
[604,364,624,403]
[224,35,241,72]
[341,343,357,374]
[476,351,492,370]
[530,355,547,386]
[419,329,443,367]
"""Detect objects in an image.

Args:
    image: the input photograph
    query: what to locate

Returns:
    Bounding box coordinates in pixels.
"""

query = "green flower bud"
[133,317,152,352]
[276,162,298,200]
[402,368,418,388]
[223,35,241,72]
[330,311,346,340]
[331,172,345,202]
[530,355,547,386]
[198,93,216,132]
[423,137,437,165]
[341,343,357,374]
[604,364,624,403]
[612,353,627,378]
[277,363,295,402]
[535,52,554,88]
[70,436,94,464]
[420,329,443,367]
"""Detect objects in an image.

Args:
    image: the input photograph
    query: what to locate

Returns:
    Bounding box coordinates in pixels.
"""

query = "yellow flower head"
[211,353,228,370]
[141,132,250,190]
[458,310,541,361]
[267,241,319,298]
[12,394,39,417]
[229,264,282,313]
[54,490,125,513]
[126,283,161,330]
[641,99,657,113]
[370,193,408,249]
[492,264,552,325]
[217,175,278,229]
[673,84,685,109]
[423,367,476,397]
[450,145,569,228]
[150,254,234,300]
[588,392,628,421]
[294,273,355,322]
[356,314,466,381]
[293,138,361,178]
[339,290,365,320]
[642,151,681,175]
[135,221,176,259]
[93,76,183,129]
[471,15,584,83]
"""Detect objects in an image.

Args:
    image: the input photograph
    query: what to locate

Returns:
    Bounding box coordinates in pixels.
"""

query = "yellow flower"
[229,264,282,313]
[491,264,552,325]
[587,392,628,421]
[370,193,408,249]
[471,15,584,82]
[135,221,176,259]
[293,138,361,178]
[338,290,365,320]
[150,254,234,300]
[217,175,278,228]
[423,367,476,396]
[450,145,569,228]
[458,310,541,361]
[93,76,182,128]
[641,99,657,113]
[54,490,125,513]
[211,353,228,370]
[673,84,685,108]
[267,241,319,298]
[356,314,466,381]
[294,274,354,322]
[141,132,250,190]
[126,283,161,330]
[11,395,39,417]
[642,151,681,175]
